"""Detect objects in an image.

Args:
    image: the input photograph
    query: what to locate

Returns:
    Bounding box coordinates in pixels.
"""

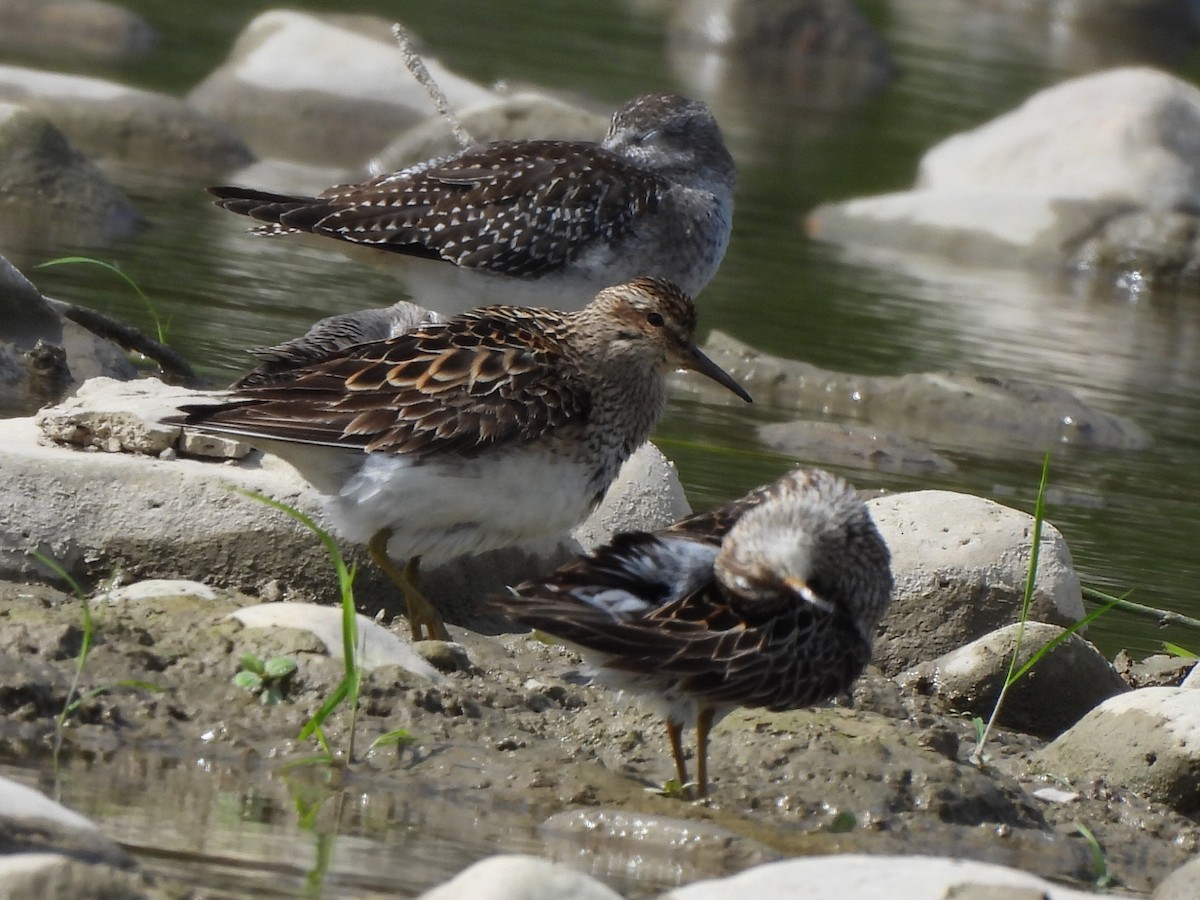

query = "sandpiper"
[169,277,751,642]
[497,468,893,798]
[209,92,735,310]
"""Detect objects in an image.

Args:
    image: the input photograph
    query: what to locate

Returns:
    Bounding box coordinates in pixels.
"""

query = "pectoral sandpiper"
[497,467,893,797]
[169,277,751,642]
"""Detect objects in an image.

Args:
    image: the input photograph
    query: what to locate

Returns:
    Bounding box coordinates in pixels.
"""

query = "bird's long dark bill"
[687,345,753,403]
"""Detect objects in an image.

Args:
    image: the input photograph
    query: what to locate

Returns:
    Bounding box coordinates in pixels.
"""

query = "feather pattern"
[500,467,894,717]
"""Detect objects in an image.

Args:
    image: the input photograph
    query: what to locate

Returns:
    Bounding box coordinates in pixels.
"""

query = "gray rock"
[1038,686,1200,815]
[807,67,1200,280]
[0,256,137,416]
[0,0,157,63]
[660,854,1115,899]
[0,65,252,176]
[416,854,623,900]
[1155,854,1200,900]
[667,0,895,114]
[758,419,956,475]
[867,490,1084,675]
[371,91,607,174]
[2,376,688,633]
[0,104,141,248]
[684,331,1148,454]
[189,10,493,167]
[900,622,1128,738]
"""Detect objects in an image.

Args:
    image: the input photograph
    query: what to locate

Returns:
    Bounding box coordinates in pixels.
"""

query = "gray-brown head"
[604,93,735,191]
[715,468,893,641]
[577,277,751,403]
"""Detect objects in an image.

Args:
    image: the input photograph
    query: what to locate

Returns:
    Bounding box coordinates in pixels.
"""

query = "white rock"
[102,579,221,604]
[917,68,1200,209]
[190,11,493,166]
[573,443,691,550]
[0,65,251,174]
[1039,686,1200,814]
[417,854,623,900]
[229,602,440,680]
[807,67,1200,267]
[0,776,99,832]
[661,854,1126,899]
[867,490,1084,674]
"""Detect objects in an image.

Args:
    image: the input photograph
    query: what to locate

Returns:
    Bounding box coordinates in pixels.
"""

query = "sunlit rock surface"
[189,10,493,167]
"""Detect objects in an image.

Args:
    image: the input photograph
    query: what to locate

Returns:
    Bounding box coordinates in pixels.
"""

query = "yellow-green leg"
[368,530,451,642]
[695,706,715,799]
[666,719,689,787]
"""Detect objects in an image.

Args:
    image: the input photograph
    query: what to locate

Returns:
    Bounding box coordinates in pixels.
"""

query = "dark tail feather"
[208,185,330,230]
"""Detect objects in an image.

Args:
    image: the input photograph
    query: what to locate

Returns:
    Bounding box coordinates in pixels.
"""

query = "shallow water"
[5,5,1200,890]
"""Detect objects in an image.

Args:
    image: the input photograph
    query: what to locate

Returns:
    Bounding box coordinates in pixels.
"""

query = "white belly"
[327,449,599,564]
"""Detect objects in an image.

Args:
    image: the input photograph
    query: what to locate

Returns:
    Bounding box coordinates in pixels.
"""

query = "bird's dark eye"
[646,312,665,327]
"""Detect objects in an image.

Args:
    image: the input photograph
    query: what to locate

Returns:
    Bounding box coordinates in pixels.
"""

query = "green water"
[12,0,1200,660]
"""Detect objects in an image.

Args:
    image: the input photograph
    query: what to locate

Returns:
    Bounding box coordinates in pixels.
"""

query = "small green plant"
[1075,822,1111,888]
[647,776,693,798]
[236,489,364,764]
[37,255,171,344]
[969,454,1120,766]
[31,553,162,757]
[235,653,299,705]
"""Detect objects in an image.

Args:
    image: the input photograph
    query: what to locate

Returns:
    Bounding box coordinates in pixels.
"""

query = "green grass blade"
[1006,595,1123,685]
[36,255,168,344]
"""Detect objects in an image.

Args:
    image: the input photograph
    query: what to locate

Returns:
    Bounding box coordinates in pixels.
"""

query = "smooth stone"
[0,0,157,62]
[371,90,607,174]
[0,254,137,416]
[808,67,1200,278]
[100,579,222,605]
[899,622,1128,738]
[0,65,252,176]
[0,104,141,248]
[867,490,1084,675]
[1155,854,1200,900]
[685,331,1148,453]
[1038,686,1200,815]
[0,775,131,868]
[416,854,623,900]
[660,854,1126,899]
[189,10,493,167]
[229,602,441,680]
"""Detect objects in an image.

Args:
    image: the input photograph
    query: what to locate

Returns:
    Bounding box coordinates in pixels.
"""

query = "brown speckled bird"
[497,468,893,797]
[208,93,735,310]
[168,278,751,642]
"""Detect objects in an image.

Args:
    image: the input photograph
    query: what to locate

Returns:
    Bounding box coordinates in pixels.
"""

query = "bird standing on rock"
[168,277,752,643]
[209,92,736,311]
[497,467,893,798]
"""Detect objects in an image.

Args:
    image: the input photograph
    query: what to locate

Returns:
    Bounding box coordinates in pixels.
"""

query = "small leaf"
[371,728,418,750]
[234,671,263,692]
[261,686,284,706]
[264,656,298,679]
[828,811,857,833]
[239,653,265,675]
